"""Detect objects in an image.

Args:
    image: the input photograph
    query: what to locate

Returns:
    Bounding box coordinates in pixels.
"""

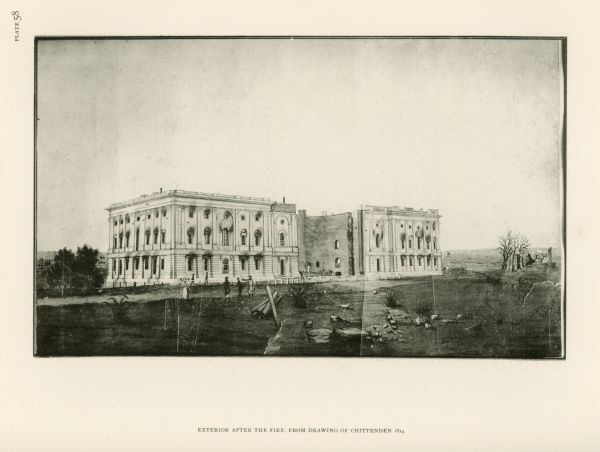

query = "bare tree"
[497,231,514,272]
[498,230,530,272]
[515,233,530,270]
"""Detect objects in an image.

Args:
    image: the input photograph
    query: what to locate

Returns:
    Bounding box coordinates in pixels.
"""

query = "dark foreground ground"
[36,263,562,358]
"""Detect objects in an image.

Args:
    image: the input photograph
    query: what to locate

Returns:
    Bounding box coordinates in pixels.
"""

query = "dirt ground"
[35,264,562,358]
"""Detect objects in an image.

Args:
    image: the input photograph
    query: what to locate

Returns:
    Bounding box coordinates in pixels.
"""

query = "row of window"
[113,208,268,227]
[374,235,438,250]
[112,228,289,250]
[374,222,438,232]
[111,255,265,276]
[185,255,262,273]
[112,256,165,275]
[374,255,439,271]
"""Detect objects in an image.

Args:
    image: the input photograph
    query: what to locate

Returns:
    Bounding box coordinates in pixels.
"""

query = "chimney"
[160,187,163,193]
[283,196,286,204]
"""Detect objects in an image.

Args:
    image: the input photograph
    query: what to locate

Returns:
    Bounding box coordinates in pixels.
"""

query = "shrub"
[415,301,433,318]
[288,284,310,309]
[385,292,402,308]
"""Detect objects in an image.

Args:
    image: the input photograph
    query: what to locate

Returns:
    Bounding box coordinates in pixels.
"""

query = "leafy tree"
[74,245,105,288]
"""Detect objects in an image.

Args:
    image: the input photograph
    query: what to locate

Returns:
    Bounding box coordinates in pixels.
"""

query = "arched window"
[240,229,247,246]
[187,227,195,245]
[255,212,262,222]
[113,235,117,249]
[125,231,130,247]
[279,232,286,246]
[187,256,194,271]
[204,227,211,244]
[153,228,159,244]
[433,238,437,250]
[119,233,123,248]
[145,230,151,245]
[161,230,166,244]
[188,207,195,218]
[222,258,229,273]
[125,215,130,224]
[401,255,406,267]
[221,229,229,246]
[254,256,261,270]
[203,209,210,219]
[335,257,341,268]
[334,240,340,249]
[254,229,262,246]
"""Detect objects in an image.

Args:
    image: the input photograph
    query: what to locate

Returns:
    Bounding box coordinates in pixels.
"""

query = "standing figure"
[237,277,243,298]
[223,276,231,299]
[204,271,209,286]
[182,283,189,301]
[247,275,255,298]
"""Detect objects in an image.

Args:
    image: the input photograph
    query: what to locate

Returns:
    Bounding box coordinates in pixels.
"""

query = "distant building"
[105,190,441,287]
[105,189,299,287]
[299,205,442,277]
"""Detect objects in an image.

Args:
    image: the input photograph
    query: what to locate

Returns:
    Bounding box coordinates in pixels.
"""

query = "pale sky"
[36,38,563,252]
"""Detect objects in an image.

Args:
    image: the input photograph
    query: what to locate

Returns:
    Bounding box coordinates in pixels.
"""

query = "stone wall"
[299,211,354,276]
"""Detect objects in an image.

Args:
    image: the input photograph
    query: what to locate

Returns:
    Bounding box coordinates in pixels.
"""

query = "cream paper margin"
[1,1,598,451]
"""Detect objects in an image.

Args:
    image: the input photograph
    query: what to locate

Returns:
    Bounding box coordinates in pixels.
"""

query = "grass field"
[36,255,562,358]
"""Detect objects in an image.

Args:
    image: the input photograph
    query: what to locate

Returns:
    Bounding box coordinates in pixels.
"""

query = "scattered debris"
[330,314,351,324]
[335,327,366,339]
[464,321,485,332]
[251,290,282,319]
[307,328,333,343]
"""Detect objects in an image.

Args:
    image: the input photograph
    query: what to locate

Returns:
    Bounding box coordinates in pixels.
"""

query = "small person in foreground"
[237,277,243,298]
[223,276,231,299]
[247,275,255,298]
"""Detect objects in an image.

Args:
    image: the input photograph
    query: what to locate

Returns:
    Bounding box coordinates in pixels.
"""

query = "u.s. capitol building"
[105,189,442,286]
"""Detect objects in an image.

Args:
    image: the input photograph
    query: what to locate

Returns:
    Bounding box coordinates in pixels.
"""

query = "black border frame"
[33,35,567,359]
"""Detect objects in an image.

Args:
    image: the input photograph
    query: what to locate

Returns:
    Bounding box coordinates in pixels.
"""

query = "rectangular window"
[161,258,165,270]
[188,257,193,271]
[146,234,150,245]
[125,258,129,270]
[241,259,246,271]
[135,258,139,270]
[255,259,261,270]
[144,257,149,270]
[161,232,166,244]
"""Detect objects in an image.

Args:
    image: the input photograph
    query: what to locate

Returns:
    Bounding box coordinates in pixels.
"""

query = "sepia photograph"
[34,37,565,358]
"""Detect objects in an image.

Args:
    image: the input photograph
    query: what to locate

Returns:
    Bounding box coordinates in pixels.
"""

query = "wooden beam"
[266,285,281,328]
